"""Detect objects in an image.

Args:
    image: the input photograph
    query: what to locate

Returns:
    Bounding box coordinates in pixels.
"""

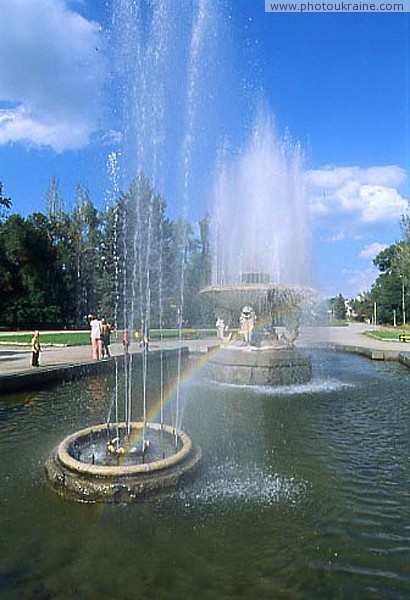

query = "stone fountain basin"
[45,421,201,503]
[207,346,311,386]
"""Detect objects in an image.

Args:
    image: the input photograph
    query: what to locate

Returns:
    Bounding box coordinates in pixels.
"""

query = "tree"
[398,213,410,278]
[0,214,65,328]
[351,292,373,323]
[70,184,102,326]
[46,176,64,218]
[115,174,177,331]
[0,181,12,221]
[0,173,216,330]
[183,213,214,326]
[330,293,346,321]
[370,243,407,325]
[97,200,124,325]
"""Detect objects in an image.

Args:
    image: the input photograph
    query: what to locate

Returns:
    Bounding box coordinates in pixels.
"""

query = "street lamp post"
[402,277,406,327]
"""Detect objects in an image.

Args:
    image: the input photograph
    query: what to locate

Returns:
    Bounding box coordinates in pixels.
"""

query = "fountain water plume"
[46,0,222,502]
[204,110,314,386]
[211,109,312,288]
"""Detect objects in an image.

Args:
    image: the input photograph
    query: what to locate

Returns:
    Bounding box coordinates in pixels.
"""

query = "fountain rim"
[200,282,315,295]
[56,421,192,478]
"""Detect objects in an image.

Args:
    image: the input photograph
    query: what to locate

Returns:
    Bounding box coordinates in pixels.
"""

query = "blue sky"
[1,0,410,298]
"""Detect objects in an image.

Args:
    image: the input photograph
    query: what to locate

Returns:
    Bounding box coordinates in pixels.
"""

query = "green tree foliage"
[354,233,409,325]
[46,176,64,218]
[329,293,347,321]
[116,177,213,330]
[184,213,213,326]
[0,174,214,330]
[0,181,12,221]
[0,214,64,328]
[366,243,406,324]
[118,175,174,330]
[70,184,102,326]
[398,214,410,280]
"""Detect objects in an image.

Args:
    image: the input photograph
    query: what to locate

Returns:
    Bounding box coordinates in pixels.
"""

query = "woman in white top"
[89,315,102,360]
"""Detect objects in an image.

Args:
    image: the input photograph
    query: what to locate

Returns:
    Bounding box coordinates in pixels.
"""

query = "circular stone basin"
[45,422,201,503]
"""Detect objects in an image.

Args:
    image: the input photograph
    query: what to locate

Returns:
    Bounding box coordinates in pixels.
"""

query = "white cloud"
[0,0,105,152]
[326,231,345,242]
[341,266,379,296]
[306,165,408,225]
[359,242,388,260]
[0,104,91,152]
[359,185,407,222]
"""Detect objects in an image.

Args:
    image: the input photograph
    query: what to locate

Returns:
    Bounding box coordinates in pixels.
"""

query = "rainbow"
[117,344,222,451]
[114,317,281,452]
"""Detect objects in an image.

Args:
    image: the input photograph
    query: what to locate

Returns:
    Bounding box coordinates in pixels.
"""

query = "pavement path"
[1,323,410,380]
[297,322,410,353]
[0,338,214,377]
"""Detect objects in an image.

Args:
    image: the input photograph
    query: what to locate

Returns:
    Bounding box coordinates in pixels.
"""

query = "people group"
[88,314,112,360]
[29,316,150,368]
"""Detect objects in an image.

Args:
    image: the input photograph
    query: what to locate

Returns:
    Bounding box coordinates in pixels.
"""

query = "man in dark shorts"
[100,318,111,358]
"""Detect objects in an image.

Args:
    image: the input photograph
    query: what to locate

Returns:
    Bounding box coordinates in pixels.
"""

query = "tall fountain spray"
[202,111,314,386]
[45,0,220,502]
[211,109,311,287]
[46,1,315,501]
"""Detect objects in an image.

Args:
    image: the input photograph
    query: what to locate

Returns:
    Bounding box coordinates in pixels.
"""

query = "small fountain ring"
[45,421,201,503]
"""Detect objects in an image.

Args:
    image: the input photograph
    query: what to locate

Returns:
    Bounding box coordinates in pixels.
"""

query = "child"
[31,330,41,367]
[122,330,130,354]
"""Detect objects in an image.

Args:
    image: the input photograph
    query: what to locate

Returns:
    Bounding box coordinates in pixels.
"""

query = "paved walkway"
[1,323,409,380]
[0,338,214,377]
[298,322,410,354]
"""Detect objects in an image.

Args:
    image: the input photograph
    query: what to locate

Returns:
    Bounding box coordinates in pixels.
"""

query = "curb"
[0,347,189,395]
[311,342,410,366]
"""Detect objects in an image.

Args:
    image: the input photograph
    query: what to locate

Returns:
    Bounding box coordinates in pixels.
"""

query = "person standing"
[31,330,41,367]
[142,328,150,352]
[89,314,102,360]
[100,318,111,358]
[122,329,130,354]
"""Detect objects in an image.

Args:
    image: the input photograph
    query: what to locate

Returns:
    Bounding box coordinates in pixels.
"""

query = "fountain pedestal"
[201,281,313,386]
[207,345,311,386]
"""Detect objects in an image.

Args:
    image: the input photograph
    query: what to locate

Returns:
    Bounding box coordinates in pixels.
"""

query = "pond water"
[1,351,409,599]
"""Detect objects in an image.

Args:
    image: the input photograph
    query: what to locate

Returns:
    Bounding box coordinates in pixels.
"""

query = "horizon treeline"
[335,214,410,325]
[0,176,214,331]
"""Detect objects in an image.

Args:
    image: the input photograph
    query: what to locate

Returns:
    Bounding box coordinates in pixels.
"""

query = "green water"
[1,351,409,599]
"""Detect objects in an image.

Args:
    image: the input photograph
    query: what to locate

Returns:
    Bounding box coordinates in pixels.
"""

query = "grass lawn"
[0,329,217,346]
[0,332,92,346]
[365,329,409,341]
[327,320,349,327]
